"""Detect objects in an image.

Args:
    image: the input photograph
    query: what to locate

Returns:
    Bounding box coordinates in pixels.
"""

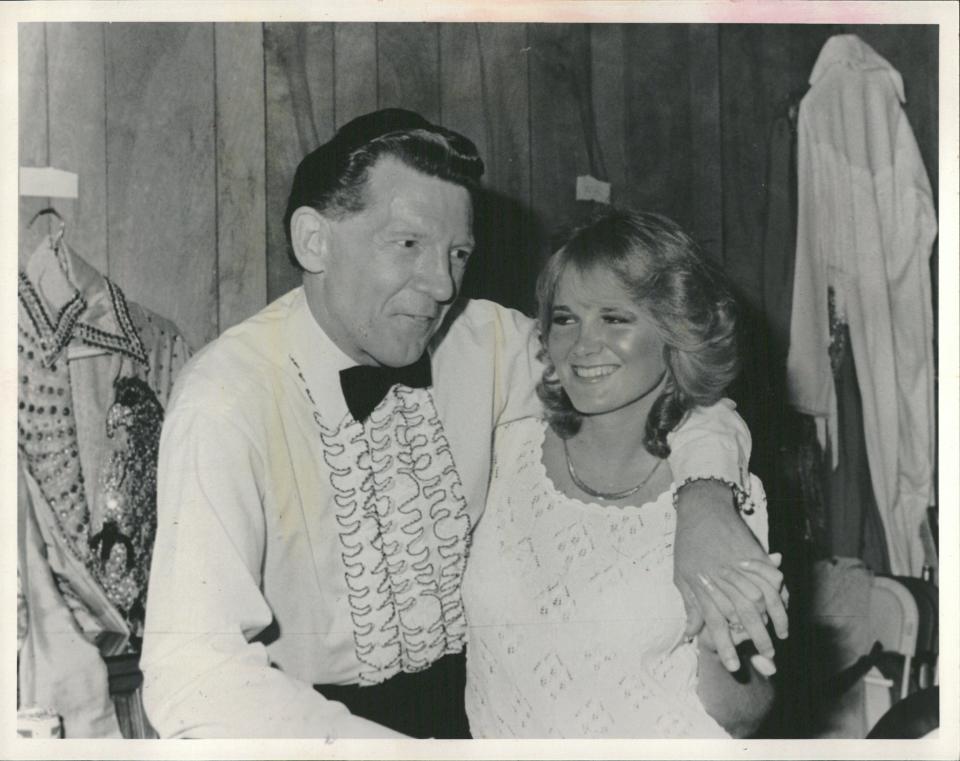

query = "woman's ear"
[290,206,330,274]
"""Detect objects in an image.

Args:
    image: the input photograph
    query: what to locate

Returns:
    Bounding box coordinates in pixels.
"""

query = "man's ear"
[290,206,331,274]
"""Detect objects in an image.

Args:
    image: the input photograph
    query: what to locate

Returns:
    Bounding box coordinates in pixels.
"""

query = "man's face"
[311,157,475,367]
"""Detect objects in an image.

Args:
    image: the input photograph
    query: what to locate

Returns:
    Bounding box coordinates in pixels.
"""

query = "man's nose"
[416,249,457,303]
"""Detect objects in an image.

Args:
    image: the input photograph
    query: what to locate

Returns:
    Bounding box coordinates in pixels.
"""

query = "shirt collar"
[19,237,147,368]
[809,34,905,103]
[284,286,357,424]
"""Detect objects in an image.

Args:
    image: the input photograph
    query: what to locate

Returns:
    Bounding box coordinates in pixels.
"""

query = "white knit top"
[463,417,769,738]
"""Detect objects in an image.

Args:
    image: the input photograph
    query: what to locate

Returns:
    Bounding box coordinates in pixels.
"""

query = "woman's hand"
[696,610,778,677]
[674,480,789,672]
[719,555,790,634]
[691,554,788,673]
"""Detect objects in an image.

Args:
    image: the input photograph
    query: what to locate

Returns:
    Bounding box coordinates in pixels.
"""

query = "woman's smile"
[570,363,619,380]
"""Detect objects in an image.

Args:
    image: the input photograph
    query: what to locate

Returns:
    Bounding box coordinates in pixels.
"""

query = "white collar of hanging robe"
[786,34,938,576]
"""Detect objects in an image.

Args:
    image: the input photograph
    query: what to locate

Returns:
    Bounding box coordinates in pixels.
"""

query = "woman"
[463,210,776,738]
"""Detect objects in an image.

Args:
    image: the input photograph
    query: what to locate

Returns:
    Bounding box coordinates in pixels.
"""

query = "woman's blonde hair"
[536,209,739,457]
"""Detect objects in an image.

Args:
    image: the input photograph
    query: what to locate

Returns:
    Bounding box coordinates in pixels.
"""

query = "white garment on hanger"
[787,35,937,575]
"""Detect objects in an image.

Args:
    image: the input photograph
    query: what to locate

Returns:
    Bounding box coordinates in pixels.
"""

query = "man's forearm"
[696,645,775,738]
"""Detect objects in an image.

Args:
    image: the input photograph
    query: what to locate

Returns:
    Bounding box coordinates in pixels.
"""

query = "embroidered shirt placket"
[296,356,471,684]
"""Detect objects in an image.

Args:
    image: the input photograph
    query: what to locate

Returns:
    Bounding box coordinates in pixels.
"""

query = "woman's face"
[547,264,667,418]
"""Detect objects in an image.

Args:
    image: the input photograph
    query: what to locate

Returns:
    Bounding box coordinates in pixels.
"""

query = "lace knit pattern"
[464,417,768,738]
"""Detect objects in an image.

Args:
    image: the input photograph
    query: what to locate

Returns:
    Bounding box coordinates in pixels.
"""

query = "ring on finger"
[728,621,746,633]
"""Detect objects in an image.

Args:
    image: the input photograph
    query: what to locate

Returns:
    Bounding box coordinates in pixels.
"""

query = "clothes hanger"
[27,208,111,362]
[28,206,69,273]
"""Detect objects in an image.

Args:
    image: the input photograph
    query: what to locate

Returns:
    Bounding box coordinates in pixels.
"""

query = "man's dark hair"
[283,109,485,252]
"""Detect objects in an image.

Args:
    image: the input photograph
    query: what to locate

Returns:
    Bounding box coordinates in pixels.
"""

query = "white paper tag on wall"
[20,167,79,199]
[576,174,611,204]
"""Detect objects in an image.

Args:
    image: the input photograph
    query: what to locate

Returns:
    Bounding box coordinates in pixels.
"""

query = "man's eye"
[397,239,417,249]
[551,315,575,326]
[452,249,473,262]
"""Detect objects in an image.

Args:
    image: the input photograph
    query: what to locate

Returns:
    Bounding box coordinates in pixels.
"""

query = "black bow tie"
[339,354,433,423]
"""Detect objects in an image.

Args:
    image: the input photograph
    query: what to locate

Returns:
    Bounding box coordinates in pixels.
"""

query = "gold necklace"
[562,437,662,501]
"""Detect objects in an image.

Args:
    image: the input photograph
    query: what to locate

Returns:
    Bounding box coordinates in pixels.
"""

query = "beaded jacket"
[17,237,190,736]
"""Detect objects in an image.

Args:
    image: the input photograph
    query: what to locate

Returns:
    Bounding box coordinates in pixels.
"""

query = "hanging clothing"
[786,35,937,575]
[826,325,891,573]
[18,461,121,738]
[17,236,190,736]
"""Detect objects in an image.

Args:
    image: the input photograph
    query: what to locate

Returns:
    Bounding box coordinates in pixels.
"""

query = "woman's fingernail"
[753,657,777,676]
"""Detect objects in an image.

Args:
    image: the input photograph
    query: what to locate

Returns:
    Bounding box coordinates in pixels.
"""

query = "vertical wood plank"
[46,22,108,273]
[718,23,774,308]
[263,22,335,303]
[440,23,529,199]
[105,23,218,350]
[528,23,593,252]
[333,23,377,128]
[19,23,49,267]
[377,23,440,122]
[590,24,628,200]
[215,23,267,331]
[719,24,832,312]
[440,23,537,312]
[687,25,723,261]
[622,25,698,233]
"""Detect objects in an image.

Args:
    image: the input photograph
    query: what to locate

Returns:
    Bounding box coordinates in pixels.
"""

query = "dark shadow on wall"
[465,195,667,318]
[727,290,823,738]
[461,188,546,317]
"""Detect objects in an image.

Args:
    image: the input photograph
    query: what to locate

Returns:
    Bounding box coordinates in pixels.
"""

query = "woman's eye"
[603,315,629,324]
[551,315,575,326]
[452,248,472,262]
[397,239,417,249]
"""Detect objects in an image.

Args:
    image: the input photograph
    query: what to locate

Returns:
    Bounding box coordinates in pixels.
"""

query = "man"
[141,109,787,738]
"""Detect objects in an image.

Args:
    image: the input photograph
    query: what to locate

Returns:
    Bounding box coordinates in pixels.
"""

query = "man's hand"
[674,479,788,672]
[697,620,778,677]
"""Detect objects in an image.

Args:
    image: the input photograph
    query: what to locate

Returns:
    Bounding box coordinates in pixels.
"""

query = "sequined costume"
[17,237,190,737]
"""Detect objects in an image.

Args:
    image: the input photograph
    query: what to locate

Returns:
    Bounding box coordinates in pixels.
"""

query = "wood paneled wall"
[19,23,266,351]
[19,22,938,355]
